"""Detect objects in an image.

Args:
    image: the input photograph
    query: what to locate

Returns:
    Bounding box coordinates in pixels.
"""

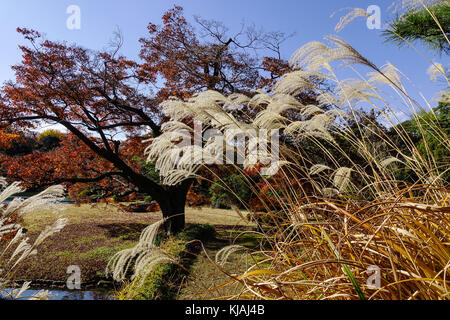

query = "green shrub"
[209,174,252,209]
[390,101,450,183]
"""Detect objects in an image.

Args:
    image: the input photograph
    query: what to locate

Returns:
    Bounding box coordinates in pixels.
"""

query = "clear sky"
[0,0,448,114]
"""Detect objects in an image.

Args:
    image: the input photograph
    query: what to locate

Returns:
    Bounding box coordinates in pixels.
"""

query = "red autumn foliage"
[0,131,20,150]
[0,211,22,242]
[186,187,210,207]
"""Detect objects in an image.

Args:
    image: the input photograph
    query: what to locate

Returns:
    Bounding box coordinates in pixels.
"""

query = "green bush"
[390,101,450,183]
[209,174,252,209]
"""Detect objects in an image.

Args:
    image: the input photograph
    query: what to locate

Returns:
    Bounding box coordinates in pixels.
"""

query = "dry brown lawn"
[23,204,253,232]
[10,204,255,289]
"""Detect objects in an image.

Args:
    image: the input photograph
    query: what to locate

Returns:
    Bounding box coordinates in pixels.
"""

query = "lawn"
[9,203,256,293]
[23,204,252,231]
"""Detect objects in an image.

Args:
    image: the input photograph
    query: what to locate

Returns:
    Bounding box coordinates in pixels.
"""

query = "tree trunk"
[155,180,192,235]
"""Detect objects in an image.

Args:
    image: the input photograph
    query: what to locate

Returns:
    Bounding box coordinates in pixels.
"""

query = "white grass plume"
[333,167,353,192]
[332,8,370,32]
[336,79,384,107]
[272,70,325,95]
[380,156,404,168]
[368,62,404,89]
[427,63,447,82]
[106,219,176,284]
[290,36,378,72]
[2,185,65,219]
[215,245,247,267]
[285,113,337,143]
[310,164,332,176]
[29,290,51,300]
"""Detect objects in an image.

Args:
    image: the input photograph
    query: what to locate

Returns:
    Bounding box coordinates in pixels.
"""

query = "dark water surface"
[3,288,114,300]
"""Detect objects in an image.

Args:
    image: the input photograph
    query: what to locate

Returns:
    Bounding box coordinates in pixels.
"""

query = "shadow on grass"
[98,223,149,241]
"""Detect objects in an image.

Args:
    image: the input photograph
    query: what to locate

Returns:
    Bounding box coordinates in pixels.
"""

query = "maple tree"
[0,6,291,234]
[139,6,290,100]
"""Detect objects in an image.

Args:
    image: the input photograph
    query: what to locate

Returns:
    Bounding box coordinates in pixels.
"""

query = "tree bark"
[158,191,186,235]
[155,182,191,235]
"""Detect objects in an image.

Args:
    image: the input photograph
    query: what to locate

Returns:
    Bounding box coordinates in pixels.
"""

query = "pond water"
[2,289,114,300]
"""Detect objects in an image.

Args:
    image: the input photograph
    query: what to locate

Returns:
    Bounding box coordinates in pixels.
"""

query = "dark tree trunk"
[153,180,193,235]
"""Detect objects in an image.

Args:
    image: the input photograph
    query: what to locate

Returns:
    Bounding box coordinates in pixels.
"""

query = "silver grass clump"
[0,180,67,300]
[159,98,192,122]
[227,93,252,109]
[146,90,264,185]
[2,281,51,300]
[440,91,450,104]
[248,91,273,107]
[289,41,330,71]
[143,36,437,191]
[133,253,174,285]
[255,100,341,142]
[317,92,340,107]
[1,185,65,220]
[265,94,303,114]
[160,91,240,129]
[106,219,175,284]
[28,290,51,300]
[6,281,31,299]
[424,174,444,187]
[302,105,325,117]
[146,89,295,185]
[4,218,68,271]
[144,85,343,185]
[160,121,194,134]
[261,160,291,176]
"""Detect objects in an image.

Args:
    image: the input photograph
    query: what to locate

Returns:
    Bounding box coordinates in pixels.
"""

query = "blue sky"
[0,0,448,114]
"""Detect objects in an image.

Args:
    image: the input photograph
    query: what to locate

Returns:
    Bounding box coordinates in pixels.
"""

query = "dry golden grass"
[22,204,160,232]
[185,207,253,227]
[23,204,252,233]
